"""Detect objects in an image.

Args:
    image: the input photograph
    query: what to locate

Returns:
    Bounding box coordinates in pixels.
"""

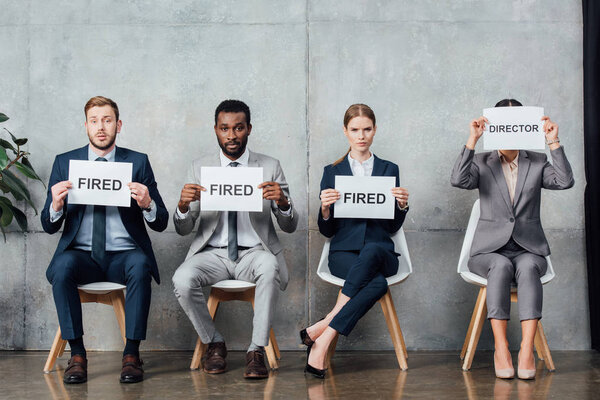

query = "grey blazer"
[174,150,299,290]
[451,146,574,257]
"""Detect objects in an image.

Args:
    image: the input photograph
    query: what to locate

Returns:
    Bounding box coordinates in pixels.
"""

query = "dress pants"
[172,246,280,347]
[329,243,399,336]
[46,248,153,340]
[468,239,548,321]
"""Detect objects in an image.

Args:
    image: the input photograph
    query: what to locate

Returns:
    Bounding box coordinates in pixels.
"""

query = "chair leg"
[111,290,127,345]
[380,289,408,370]
[384,288,408,360]
[461,287,485,360]
[264,336,280,370]
[535,321,555,372]
[462,287,487,371]
[534,327,545,361]
[325,332,339,369]
[44,328,66,373]
[270,328,281,360]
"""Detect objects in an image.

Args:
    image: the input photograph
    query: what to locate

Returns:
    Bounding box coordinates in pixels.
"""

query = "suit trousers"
[329,243,399,336]
[468,240,548,321]
[172,246,280,346]
[46,248,152,340]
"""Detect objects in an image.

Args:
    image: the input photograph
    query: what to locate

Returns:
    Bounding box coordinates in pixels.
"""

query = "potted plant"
[0,112,44,240]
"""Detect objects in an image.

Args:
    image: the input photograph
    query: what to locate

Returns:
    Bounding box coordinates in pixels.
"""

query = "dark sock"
[123,339,141,358]
[68,337,86,358]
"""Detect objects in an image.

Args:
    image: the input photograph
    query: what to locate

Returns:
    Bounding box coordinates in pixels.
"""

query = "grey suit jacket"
[451,146,574,257]
[174,150,298,290]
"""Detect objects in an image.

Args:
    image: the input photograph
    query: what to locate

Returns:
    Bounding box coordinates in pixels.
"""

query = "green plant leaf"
[3,127,17,143]
[0,224,5,242]
[0,138,16,153]
[14,138,27,146]
[0,113,8,123]
[0,180,10,193]
[0,197,27,232]
[20,158,45,186]
[15,161,42,182]
[0,147,9,169]
[0,196,13,227]
[0,169,37,213]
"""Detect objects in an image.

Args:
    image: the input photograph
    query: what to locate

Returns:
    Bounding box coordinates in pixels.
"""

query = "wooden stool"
[190,280,281,371]
[460,287,555,371]
[43,282,127,373]
[325,288,408,370]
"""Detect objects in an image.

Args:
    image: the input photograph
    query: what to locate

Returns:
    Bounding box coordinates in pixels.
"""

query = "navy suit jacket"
[41,145,169,284]
[317,155,407,253]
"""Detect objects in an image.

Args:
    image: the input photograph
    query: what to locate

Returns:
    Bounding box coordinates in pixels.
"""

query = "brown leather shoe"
[120,354,144,383]
[202,342,227,374]
[63,355,87,384]
[244,350,269,379]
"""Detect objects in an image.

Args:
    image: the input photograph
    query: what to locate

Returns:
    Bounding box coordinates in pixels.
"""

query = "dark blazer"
[41,145,169,283]
[318,155,407,252]
[451,146,574,257]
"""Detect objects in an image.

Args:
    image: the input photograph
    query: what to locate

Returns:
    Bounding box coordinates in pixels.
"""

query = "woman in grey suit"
[451,99,574,380]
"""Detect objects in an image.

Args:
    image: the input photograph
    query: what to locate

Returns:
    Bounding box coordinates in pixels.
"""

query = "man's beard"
[88,130,117,150]
[219,137,247,158]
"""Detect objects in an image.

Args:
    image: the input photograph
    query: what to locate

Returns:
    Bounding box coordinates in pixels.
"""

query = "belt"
[207,245,251,251]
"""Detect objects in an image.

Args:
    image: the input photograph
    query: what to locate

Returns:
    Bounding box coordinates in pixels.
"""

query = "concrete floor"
[1,351,599,399]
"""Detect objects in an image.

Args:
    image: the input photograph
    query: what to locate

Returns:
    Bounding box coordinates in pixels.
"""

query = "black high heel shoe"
[299,318,325,347]
[299,328,315,347]
[304,345,327,379]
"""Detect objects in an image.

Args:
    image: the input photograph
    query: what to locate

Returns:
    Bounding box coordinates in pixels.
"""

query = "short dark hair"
[85,96,119,120]
[214,100,251,125]
[495,98,523,107]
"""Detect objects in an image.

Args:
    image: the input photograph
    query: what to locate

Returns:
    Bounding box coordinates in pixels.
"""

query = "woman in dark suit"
[300,104,410,378]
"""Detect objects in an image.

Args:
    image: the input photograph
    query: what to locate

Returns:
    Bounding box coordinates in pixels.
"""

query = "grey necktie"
[228,161,240,260]
[91,157,107,265]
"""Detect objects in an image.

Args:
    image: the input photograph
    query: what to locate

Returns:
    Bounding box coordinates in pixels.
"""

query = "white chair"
[457,199,556,371]
[189,280,281,371]
[316,227,412,370]
[44,282,127,373]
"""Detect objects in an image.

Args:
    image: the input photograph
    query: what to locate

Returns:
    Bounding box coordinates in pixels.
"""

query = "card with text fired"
[200,167,263,212]
[483,106,545,150]
[68,160,133,207]
[334,175,396,219]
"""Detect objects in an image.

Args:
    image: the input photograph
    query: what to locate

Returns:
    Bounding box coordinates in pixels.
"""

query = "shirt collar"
[497,151,519,166]
[88,145,116,162]
[347,152,374,168]
[220,148,249,167]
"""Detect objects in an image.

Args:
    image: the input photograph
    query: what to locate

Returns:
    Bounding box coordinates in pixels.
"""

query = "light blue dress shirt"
[49,146,157,251]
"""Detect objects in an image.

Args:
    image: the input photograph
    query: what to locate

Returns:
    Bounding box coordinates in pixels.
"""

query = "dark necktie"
[91,157,107,265]
[228,161,240,261]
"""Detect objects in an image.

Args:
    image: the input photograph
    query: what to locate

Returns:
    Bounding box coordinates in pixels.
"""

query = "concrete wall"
[0,1,588,351]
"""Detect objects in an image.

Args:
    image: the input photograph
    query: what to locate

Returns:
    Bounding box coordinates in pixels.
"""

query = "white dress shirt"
[347,152,374,176]
[176,149,292,248]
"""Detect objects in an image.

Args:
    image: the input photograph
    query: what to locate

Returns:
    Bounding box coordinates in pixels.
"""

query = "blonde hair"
[332,104,376,166]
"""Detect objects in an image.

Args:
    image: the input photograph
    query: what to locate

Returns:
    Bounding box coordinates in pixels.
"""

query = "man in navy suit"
[41,96,168,384]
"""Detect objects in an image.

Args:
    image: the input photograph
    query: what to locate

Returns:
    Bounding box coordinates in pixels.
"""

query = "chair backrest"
[457,199,555,286]
[317,227,413,287]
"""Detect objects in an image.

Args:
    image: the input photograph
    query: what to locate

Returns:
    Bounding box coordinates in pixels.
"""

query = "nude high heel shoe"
[494,351,515,379]
[517,352,536,380]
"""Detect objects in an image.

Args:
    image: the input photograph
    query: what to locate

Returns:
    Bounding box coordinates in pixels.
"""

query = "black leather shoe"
[244,350,269,379]
[120,354,144,383]
[304,345,327,379]
[202,342,227,374]
[63,355,88,384]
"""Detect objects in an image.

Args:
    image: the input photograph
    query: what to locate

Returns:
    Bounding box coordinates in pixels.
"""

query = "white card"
[68,160,133,207]
[334,175,396,219]
[200,167,263,212]
[483,106,545,150]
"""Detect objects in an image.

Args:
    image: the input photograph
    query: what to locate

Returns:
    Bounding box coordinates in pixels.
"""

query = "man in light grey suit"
[172,100,298,379]
[451,99,574,379]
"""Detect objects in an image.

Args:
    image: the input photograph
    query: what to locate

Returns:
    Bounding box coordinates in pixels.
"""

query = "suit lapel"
[486,152,513,211]
[372,155,386,177]
[115,146,129,162]
[513,151,531,207]
[335,156,353,176]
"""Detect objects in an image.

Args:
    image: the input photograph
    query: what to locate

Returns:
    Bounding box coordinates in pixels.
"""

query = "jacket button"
[509,218,515,222]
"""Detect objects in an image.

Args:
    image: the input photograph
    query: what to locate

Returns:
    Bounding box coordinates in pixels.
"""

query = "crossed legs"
[305,243,398,370]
